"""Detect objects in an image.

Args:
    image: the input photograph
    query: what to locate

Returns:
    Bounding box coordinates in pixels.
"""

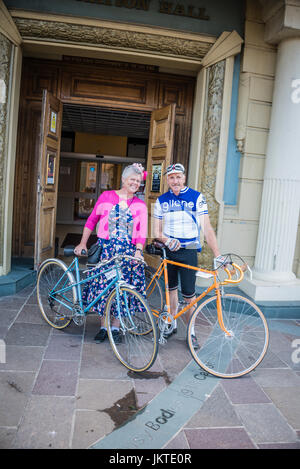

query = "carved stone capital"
[260,0,300,44]
[14,17,212,60]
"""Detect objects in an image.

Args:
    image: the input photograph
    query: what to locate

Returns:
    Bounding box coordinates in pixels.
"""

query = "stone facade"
[198,60,225,268]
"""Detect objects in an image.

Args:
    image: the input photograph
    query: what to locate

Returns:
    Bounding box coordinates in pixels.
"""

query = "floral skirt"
[82,237,146,317]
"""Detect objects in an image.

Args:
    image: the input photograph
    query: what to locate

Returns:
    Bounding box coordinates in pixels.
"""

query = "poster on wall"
[151,163,162,192]
[50,111,57,134]
[46,153,56,185]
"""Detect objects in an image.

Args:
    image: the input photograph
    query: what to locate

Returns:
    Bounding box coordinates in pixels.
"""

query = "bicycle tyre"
[37,258,77,329]
[187,293,269,378]
[105,285,158,372]
[145,265,164,317]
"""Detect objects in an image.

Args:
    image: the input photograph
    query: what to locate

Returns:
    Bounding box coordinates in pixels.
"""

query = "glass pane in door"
[78,162,97,193]
[74,161,98,220]
[100,163,122,192]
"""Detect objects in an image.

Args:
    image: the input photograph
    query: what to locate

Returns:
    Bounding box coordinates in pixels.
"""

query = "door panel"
[144,103,176,252]
[34,90,62,268]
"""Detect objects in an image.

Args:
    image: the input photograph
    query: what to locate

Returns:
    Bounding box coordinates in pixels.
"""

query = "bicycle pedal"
[159,335,168,345]
[162,327,177,339]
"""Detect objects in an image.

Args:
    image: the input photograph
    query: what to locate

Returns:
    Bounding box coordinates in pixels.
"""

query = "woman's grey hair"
[121,164,143,182]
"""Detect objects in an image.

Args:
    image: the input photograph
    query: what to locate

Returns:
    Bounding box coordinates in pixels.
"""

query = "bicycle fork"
[216,288,232,336]
[114,283,137,333]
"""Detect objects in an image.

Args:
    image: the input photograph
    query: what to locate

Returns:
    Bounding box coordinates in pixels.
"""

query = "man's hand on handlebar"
[213,255,229,270]
[165,238,181,251]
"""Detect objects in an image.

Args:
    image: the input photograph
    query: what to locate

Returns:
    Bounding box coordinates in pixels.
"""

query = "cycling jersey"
[154,186,208,250]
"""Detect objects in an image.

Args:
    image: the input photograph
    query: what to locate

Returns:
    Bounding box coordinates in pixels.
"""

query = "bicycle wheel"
[105,286,158,372]
[187,294,269,378]
[37,259,77,329]
[145,265,163,317]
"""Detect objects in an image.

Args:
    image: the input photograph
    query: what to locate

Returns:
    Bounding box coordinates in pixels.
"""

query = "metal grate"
[62,104,151,138]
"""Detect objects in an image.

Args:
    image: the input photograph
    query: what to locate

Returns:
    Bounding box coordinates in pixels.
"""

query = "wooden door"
[34,90,62,268]
[144,104,176,263]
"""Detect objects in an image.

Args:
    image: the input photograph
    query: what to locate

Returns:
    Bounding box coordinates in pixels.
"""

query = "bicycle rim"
[37,259,77,329]
[105,286,158,372]
[188,294,269,378]
[145,266,163,317]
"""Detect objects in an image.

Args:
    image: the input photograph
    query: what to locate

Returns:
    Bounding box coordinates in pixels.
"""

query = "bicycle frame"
[146,253,245,336]
[46,255,145,332]
[48,257,119,311]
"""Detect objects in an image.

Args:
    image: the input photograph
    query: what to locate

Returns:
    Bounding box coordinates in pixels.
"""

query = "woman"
[74,163,147,344]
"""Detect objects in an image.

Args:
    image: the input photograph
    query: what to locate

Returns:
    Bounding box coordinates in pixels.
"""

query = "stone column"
[253,38,300,283]
[0,33,13,270]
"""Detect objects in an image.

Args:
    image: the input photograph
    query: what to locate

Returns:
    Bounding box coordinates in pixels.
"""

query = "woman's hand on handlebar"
[134,250,144,260]
[74,243,87,256]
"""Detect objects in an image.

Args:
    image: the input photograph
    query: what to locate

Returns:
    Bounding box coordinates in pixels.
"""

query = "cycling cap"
[165,163,185,175]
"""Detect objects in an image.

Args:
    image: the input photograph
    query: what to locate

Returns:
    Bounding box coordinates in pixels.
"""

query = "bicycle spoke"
[37,260,76,329]
[106,286,158,372]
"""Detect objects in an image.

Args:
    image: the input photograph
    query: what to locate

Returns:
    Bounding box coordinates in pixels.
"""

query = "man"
[153,163,222,349]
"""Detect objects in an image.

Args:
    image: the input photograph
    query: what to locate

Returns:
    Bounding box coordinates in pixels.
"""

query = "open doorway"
[55,104,151,257]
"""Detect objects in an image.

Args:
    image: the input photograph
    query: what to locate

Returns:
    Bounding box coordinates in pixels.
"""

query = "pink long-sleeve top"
[85,190,148,246]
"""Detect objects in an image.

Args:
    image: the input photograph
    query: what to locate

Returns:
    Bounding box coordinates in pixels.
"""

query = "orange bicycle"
[145,240,269,379]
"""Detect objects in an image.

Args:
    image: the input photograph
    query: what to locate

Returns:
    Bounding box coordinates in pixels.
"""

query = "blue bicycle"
[36,247,158,372]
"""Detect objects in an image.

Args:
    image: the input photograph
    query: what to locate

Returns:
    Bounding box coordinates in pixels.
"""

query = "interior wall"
[74,132,128,156]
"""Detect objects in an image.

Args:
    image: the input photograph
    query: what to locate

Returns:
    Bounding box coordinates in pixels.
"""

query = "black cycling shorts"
[166,247,198,298]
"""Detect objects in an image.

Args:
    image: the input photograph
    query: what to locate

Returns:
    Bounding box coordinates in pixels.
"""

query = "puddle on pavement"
[102,370,172,429]
[128,369,172,385]
[102,389,139,428]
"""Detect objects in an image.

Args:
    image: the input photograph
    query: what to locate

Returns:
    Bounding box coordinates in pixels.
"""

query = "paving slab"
[186,385,241,428]
[0,345,44,372]
[252,368,300,387]
[15,304,46,324]
[0,309,20,328]
[12,395,74,449]
[32,360,79,396]
[80,342,131,380]
[235,403,298,444]
[72,410,114,449]
[44,333,83,361]
[5,322,51,346]
[221,375,270,404]
[0,428,17,449]
[164,431,190,449]
[0,371,36,426]
[76,379,134,411]
[262,386,300,430]
[258,442,300,449]
[184,427,256,449]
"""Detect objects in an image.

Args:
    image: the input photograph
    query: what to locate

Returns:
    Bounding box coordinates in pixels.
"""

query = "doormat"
[61,233,98,248]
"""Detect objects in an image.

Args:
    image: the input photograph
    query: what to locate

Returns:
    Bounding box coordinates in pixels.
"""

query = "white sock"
[111,326,119,331]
